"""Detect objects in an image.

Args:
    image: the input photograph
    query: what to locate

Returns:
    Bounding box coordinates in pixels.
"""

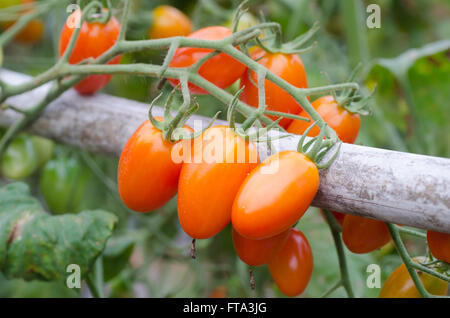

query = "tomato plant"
[168,26,247,94]
[58,10,122,95]
[287,95,361,144]
[240,48,308,128]
[118,119,191,213]
[427,231,450,264]
[177,126,259,239]
[148,5,192,39]
[268,228,313,297]
[232,151,319,240]
[232,228,289,266]
[379,257,448,298]
[342,214,391,254]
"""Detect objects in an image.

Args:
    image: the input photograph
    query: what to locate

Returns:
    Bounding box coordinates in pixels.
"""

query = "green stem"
[340,0,370,66]
[323,209,354,298]
[320,280,342,298]
[94,256,105,298]
[411,262,450,283]
[386,223,430,298]
[396,225,427,239]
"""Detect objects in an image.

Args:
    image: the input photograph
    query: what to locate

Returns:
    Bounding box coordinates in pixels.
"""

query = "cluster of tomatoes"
[21,3,449,297]
[113,8,357,297]
[77,5,450,298]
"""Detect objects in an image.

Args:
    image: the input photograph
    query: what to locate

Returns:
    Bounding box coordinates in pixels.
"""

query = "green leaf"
[364,40,450,156]
[0,182,117,282]
[102,233,141,281]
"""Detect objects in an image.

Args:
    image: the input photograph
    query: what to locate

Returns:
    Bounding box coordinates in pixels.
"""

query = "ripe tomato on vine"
[177,126,259,239]
[268,228,313,297]
[59,10,122,95]
[118,119,191,213]
[148,5,192,39]
[168,26,247,94]
[427,231,450,264]
[240,48,308,128]
[287,95,361,144]
[342,214,391,254]
[232,228,289,266]
[232,151,319,240]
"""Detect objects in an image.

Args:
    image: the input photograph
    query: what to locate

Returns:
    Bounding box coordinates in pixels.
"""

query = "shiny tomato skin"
[287,95,361,144]
[379,257,448,298]
[232,151,319,240]
[59,11,122,95]
[168,26,246,94]
[268,229,313,297]
[427,231,450,263]
[177,126,259,239]
[240,49,308,128]
[148,5,192,39]
[232,228,289,266]
[342,214,391,254]
[118,119,190,213]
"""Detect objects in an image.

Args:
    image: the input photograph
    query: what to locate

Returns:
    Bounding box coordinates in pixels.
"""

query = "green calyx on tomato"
[147,85,219,143]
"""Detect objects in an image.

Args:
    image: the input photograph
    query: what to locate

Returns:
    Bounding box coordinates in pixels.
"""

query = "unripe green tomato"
[31,136,54,168]
[1,133,38,180]
[39,156,82,214]
[224,12,259,32]
[39,155,104,214]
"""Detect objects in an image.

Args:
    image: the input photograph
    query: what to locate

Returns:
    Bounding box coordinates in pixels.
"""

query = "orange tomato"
[232,151,319,240]
[168,26,247,94]
[232,228,289,266]
[118,119,191,212]
[177,126,259,239]
[379,257,448,298]
[287,95,361,144]
[427,231,450,263]
[148,5,192,39]
[268,229,313,297]
[240,48,308,128]
[59,10,121,95]
[342,214,391,254]
[1,0,43,44]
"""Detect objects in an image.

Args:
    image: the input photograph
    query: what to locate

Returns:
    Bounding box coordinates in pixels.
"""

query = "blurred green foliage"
[0,0,449,298]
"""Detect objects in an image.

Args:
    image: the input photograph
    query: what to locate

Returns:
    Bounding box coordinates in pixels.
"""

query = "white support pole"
[1,69,450,233]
